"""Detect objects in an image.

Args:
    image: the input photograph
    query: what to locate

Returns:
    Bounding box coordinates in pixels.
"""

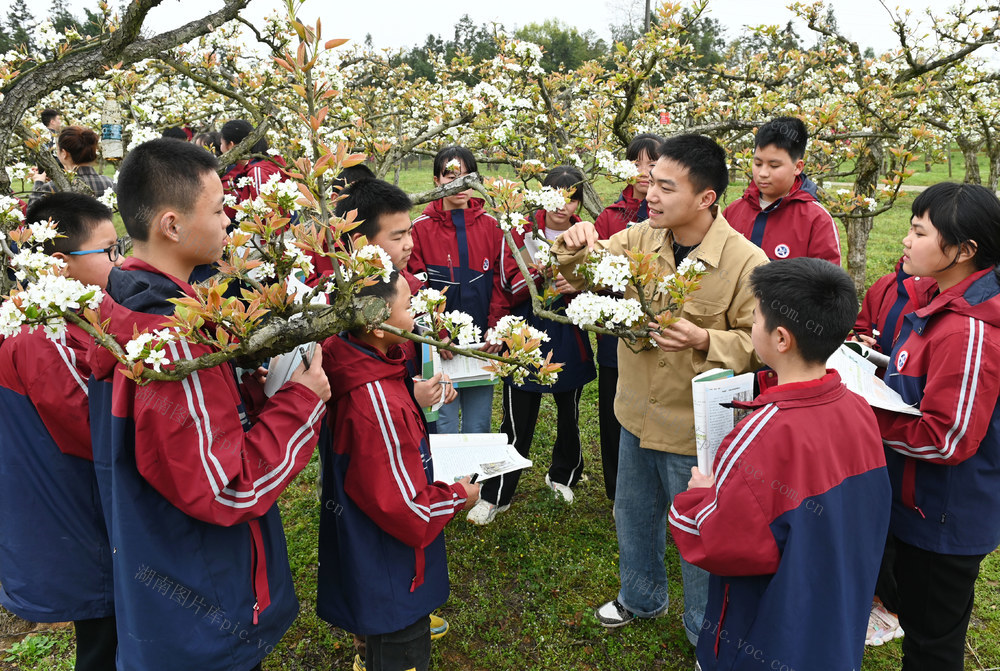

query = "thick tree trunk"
[956,135,983,184]
[845,138,883,293]
[845,215,875,293]
[988,150,1000,192]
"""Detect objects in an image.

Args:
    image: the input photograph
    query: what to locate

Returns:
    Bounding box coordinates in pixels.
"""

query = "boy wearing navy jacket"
[88,139,330,671]
[316,270,479,671]
[0,193,120,670]
[670,258,891,671]
[408,146,507,434]
[723,117,841,266]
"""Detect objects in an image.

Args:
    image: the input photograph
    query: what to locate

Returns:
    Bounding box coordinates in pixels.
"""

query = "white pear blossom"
[123,331,172,372]
[5,162,28,182]
[351,244,394,283]
[596,150,641,181]
[525,186,567,213]
[410,288,446,317]
[11,250,66,281]
[0,274,102,339]
[486,315,550,346]
[580,250,631,293]
[566,294,644,330]
[499,212,530,234]
[676,258,707,276]
[442,310,482,346]
[27,220,60,244]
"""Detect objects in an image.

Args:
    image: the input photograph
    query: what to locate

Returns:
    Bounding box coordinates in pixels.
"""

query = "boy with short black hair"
[723,116,841,265]
[669,257,891,671]
[0,192,120,671]
[316,270,479,671]
[89,138,330,671]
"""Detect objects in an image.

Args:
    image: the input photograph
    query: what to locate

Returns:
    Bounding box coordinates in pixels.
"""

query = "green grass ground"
[5,169,1000,671]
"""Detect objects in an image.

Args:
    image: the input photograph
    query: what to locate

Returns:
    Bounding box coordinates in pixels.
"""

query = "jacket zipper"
[715,583,729,658]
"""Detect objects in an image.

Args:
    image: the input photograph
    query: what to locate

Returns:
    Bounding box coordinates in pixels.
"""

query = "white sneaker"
[545,473,574,504]
[466,499,509,525]
[865,600,904,646]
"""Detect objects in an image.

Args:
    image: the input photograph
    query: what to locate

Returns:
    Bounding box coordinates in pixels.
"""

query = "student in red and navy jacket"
[219,119,290,222]
[723,117,841,266]
[468,167,596,524]
[592,133,661,500]
[408,146,507,435]
[670,258,890,671]
[873,183,1000,670]
[88,140,330,671]
[316,271,479,670]
[0,193,121,671]
[854,257,938,360]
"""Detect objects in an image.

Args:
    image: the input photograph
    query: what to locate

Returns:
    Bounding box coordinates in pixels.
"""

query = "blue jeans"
[435,384,494,434]
[615,428,708,645]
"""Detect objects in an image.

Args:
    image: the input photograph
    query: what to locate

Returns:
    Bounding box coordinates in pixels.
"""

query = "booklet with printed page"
[429,433,532,483]
[440,343,495,387]
[827,344,921,416]
[692,368,755,473]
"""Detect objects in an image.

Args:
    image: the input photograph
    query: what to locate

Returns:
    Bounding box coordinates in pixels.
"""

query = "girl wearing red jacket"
[874,182,1000,670]
[407,146,506,436]
[468,166,596,525]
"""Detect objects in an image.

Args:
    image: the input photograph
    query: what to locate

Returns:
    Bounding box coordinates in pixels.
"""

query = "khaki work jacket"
[552,213,769,455]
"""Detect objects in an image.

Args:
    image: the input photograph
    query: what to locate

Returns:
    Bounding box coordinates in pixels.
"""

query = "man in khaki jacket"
[552,134,768,644]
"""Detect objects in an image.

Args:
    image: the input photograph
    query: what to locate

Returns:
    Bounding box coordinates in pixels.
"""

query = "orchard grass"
[6,178,1000,671]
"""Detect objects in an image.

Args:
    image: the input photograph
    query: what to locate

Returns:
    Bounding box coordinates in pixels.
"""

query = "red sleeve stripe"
[885,317,983,461]
[366,381,432,521]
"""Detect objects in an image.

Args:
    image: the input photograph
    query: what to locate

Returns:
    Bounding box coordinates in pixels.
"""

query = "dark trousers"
[480,384,584,507]
[73,616,117,671]
[879,535,985,671]
[366,616,431,671]
[598,365,621,500]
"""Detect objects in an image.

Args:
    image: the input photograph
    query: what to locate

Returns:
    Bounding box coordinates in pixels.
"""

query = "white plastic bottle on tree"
[100,95,123,159]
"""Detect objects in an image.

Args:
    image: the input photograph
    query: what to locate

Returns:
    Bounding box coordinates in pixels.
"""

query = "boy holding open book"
[316,270,479,671]
[669,258,891,671]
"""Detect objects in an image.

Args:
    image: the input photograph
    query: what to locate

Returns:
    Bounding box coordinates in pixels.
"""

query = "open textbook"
[421,342,495,389]
[827,344,921,416]
[692,369,755,473]
[429,433,532,483]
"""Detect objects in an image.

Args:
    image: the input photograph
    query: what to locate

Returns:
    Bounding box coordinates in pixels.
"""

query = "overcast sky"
[3,0,993,60]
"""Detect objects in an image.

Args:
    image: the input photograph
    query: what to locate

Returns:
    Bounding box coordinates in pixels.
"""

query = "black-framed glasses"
[69,237,124,263]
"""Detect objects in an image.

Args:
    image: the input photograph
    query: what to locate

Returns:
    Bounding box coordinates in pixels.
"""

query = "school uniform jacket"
[408,198,507,330]
[316,333,466,635]
[88,257,325,671]
[723,175,841,266]
[0,324,114,623]
[876,266,1000,555]
[499,210,595,393]
[221,156,289,221]
[855,259,937,356]
[593,186,649,368]
[670,372,890,671]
